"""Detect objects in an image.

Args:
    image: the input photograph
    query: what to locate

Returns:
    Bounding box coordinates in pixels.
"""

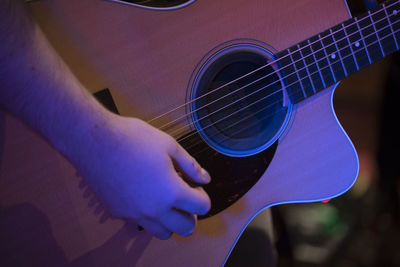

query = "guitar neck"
[277,0,400,103]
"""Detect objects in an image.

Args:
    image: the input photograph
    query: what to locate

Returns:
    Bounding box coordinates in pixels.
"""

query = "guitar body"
[0,0,359,266]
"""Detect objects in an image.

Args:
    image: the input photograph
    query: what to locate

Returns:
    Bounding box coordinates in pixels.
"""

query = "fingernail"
[201,168,211,183]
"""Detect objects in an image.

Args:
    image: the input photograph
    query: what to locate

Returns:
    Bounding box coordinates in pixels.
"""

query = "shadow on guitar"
[0,203,152,267]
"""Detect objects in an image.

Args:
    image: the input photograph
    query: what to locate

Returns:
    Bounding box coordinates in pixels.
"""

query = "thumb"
[168,142,211,185]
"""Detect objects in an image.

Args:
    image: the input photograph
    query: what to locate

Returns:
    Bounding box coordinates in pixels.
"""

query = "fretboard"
[277,0,400,103]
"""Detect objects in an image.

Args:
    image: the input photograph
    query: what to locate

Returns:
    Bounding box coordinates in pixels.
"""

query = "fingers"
[139,218,172,240]
[160,209,197,237]
[139,210,196,239]
[140,210,197,240]
[136,138,211,240]
[174,184,211,216]
[168,142,211,185]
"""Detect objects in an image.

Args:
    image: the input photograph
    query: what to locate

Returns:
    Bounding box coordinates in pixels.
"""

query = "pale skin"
[0,0,211,239]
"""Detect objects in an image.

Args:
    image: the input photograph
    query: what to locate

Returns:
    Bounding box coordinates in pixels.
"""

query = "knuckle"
[167,138,179,153]
[193,162,204,179]
[192,159,200,172]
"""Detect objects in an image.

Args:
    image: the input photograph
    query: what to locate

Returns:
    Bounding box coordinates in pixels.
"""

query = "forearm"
[0,0,113,161]
[0,0,212,240]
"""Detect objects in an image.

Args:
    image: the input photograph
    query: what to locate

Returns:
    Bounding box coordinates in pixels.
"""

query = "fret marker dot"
[331,53,336,60]
[355,41,360,48]
[394,10,398,15]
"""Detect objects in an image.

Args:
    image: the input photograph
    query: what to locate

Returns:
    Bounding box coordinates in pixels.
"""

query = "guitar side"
[0,0,358,266]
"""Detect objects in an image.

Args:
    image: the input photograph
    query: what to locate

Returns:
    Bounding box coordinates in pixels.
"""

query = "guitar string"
[146,0,399,126]
[177,28,400,155]
[166,17,400,141]
[185,98,285,157]
[163,3,398,133]
[186,30,396,159]
[176,27,400,147]
[155,1,399,133]
[188,103,286,159]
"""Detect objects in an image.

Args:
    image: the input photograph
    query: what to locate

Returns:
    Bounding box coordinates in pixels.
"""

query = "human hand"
[75,115,211,240]
[0,0,209,241]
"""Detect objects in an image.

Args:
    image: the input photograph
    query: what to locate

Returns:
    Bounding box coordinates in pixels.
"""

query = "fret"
[373,2,399,55]
[343,21,360,71]
[276,0,400,104]
[358,12,384,63]
[345,18,371,69]
[383,3,399,50]
[307,39,326,89]
[356,17,373,64]
[332,24,358,76]
[298,42,315,94]
[290,45,314,97]
[276,49,305,103]
[320,29,346,81]
[310,35,335,88]
[299,41,325,93]
[370,10,386,56]
[331,28,348,77]
[386,0,400,46]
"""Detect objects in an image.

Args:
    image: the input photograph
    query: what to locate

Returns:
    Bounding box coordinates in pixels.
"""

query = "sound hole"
[192,49,288,157]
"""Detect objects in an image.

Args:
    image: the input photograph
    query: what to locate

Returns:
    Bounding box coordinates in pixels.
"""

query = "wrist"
[54,97,118,173]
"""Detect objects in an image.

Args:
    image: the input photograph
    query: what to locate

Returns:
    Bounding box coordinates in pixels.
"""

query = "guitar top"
[3,0,397,265]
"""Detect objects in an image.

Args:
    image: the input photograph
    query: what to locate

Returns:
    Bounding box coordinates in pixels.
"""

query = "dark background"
[273,0,400,266]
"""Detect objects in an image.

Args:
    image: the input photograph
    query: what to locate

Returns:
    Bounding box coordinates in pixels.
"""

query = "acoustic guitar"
[1,0,398,266]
